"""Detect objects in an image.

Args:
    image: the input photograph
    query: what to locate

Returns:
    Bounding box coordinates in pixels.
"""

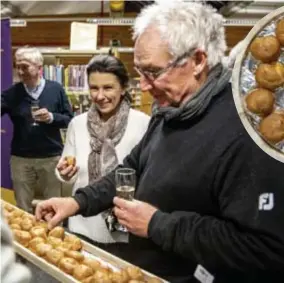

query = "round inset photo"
[232,6,284,163]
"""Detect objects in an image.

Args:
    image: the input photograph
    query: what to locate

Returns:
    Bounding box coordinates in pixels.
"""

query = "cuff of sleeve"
[48,112,54,124]
[73,192,88,215]
[148,210,169,243]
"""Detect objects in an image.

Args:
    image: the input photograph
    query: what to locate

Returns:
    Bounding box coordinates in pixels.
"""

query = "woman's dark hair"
[87,55,129,89]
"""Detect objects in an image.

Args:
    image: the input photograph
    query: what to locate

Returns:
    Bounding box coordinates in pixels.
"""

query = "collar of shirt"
[24,78,46,100]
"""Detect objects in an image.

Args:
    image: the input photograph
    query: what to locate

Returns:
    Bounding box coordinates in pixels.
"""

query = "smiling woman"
[54,54,150,246]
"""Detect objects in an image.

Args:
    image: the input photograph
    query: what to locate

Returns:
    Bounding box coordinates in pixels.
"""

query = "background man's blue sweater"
[1,80,73,158]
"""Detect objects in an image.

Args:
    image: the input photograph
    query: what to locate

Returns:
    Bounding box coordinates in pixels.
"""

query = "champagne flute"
[115,168,136,232]
[31,100,40,126]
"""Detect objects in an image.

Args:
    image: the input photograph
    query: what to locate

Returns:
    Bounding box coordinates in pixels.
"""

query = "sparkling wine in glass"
[31,100,40,126]
[115,168,136,232]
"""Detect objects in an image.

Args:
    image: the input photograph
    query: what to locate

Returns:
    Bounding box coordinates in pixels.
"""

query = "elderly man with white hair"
[36,2,284,282]
[1,47,73,213]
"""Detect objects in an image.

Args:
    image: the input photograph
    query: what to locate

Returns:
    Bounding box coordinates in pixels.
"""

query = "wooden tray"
[232,6,284,163]
[3,201,168,283]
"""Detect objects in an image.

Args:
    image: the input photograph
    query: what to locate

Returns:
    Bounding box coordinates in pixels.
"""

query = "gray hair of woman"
[87,54,132,102]
[132,0,227,70]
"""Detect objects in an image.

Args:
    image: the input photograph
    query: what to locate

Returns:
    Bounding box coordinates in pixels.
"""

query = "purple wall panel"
[1,18,13,189]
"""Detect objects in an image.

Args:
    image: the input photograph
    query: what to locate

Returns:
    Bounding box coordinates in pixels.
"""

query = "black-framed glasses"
[134,49,196,81]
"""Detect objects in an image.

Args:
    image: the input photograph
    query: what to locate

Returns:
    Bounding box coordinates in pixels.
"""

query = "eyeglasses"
[134,49,195,81]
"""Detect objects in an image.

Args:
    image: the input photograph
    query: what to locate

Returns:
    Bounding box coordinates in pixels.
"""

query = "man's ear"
[193,50,208,77]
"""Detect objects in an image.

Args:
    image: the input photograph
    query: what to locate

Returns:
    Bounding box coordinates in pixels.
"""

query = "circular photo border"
[232,6,284,163]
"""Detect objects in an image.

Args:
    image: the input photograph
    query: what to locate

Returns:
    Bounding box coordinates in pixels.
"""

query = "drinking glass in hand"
[31,100,40,126]
[115,168,136,232]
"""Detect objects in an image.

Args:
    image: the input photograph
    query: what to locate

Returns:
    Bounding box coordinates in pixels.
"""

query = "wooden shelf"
[40,47,133,57]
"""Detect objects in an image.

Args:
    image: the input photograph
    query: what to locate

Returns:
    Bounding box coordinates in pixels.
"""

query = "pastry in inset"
[245,88,275,116]
[73,264,93,281]
[58,257,78,275]
[259,112,284,143]
[255,63,284,90]
[48,226,64,239]
[249,36,281,63]
[276,18,284,46]
[46,249,64,266]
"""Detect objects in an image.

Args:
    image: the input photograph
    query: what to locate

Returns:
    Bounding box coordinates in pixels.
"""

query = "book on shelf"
[43,64,89,94]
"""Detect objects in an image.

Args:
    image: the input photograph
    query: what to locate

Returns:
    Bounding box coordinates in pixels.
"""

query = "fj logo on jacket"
[259,193,274,211]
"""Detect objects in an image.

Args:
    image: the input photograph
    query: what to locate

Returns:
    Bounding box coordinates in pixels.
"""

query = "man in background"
[1,47,73,213]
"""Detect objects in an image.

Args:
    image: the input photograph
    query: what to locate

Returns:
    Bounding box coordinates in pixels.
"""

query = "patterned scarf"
[87,98,130,184]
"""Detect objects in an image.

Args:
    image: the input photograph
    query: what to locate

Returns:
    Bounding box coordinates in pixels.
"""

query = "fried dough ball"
[20,218,34,231]
[29,237,45,252]
[128,281,144,283]
[10,209,24,218]
[64,234,82,251]
[47,236,63,248]
[48,226,65,239]
[22,214,36,224]
[82,258,102,272]
[35,243,53,257]
[64,250,84,262]
[65,156,76,167]
[13,230,32,247]
[4,211,12,224]
[259,112,284,143]
[245,88,275,116]
[147,277,163,283]
[81,277,94,283]
[56,246,69,254]
[10,217,22,226]
[249,36,281,63]
[92,270,112,283]
[255,63,284,90]
[58,257,78,275]
[34,221,48,231]
[10,223,21,230]
[45,249,64,266]
[30,227,47,239]
[126,267,144,281]
[110,270,130,283]
[3,203,14,212]
[73,264,93,281]
[276,18,284,46]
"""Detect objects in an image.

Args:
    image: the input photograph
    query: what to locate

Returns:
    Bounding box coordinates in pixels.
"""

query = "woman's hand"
[57,157,78,180]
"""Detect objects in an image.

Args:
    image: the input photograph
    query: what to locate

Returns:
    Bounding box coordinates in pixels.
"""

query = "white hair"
[133,1,227,69]
[15,47,43,66]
